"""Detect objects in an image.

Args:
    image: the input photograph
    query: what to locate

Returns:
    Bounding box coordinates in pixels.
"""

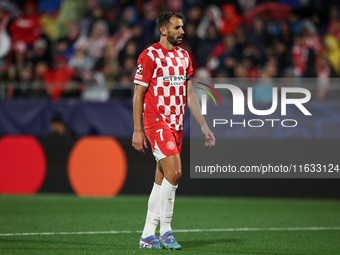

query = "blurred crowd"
[0,0,339,101]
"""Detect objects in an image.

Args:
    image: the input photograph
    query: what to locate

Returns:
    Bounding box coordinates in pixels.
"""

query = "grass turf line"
[0,195,339,255]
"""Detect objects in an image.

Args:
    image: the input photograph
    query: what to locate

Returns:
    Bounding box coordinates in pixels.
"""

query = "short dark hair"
[50,115,64,124]
[156,11,184,32]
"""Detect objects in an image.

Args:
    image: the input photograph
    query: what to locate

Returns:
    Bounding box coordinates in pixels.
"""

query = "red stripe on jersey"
[179,85,184,95]
[164,96,170,106]
[135,42,193,131]
[158,68,164,78]
[169,66,175,76]
[158,105,165,113]
[180,104,184,114]
[157,86,164,96]
[170,105,176,113]
[176,96,181,105]
[179,66,184,75]
[170,86,176,96]
[170,57,177,66]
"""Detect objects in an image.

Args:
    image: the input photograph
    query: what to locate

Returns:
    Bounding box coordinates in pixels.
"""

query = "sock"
[141,183,161,238]
[160,178,178,237]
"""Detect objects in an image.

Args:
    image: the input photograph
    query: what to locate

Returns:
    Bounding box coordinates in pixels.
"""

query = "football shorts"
[144,126,183,162]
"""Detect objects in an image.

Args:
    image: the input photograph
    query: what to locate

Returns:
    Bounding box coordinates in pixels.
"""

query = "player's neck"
[159,37,175,51]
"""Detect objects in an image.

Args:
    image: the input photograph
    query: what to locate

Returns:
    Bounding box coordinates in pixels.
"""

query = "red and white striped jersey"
[134,42,193,131]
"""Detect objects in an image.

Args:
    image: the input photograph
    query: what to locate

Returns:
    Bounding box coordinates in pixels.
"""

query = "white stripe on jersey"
[140,43,192,131]
[175,48,184,58]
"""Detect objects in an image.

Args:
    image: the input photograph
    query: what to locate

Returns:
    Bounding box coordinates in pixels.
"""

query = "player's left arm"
[186,79,215,147]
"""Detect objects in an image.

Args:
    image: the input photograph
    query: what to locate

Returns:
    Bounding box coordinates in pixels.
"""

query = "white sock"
[141,183,161,238]
[160,178,178,237]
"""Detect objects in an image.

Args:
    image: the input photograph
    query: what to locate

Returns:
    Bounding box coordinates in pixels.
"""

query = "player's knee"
[172,169,182,182]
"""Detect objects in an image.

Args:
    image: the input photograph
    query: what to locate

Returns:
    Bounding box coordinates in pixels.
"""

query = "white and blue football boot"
[159,231,182,250]
[139,235,162,249]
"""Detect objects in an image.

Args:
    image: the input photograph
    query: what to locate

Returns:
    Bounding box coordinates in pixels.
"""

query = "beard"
[167,33,183,46]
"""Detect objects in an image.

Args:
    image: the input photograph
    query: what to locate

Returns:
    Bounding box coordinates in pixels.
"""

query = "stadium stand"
[0,0,339,101]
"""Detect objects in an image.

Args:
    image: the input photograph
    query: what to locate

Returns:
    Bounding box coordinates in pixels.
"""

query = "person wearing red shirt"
[43,55,74,100]
[9,1,42,46]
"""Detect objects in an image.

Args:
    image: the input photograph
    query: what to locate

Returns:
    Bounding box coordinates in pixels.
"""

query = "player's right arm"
[132,49,155,153]
[132,84,148,153]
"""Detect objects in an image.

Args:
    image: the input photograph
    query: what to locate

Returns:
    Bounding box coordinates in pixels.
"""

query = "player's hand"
[132,130,148,153]
[201,124,215,147]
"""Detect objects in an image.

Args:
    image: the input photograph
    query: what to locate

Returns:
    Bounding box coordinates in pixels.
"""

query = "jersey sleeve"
[134,50,155,87]
[186,54,193,80]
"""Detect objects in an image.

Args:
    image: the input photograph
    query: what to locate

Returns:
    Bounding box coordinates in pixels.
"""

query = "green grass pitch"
[0,195,340,255]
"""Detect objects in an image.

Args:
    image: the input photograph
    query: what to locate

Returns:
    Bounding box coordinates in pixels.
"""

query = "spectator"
[272,40,292,77]
[238,0,256,14]
[55,0,84,39]
[30,38,52,65]
[111,70,133,98]
[0,5,11,72]
[315,56,338,100]
[218,4,242,36]
[105,10,118,35]
[264,56,278,78]
[12,63,33,99]
[30,77,49,100]
[8,41,28,78]
[324,22,340,75]
[195,22,220,67]
[273,21,294,50]
[216,55,237,77]
[243,42,265,67]
[34,60,49,79]
[196,5,221,39]
[81,72,109,101]
[43,55,75,100]
[326,6,340,40]
[69,43,94,80]
[109,23,133,58]
[120,56,137,80]
[118,40,138,66]
[182,21,198,54]
[67,22,81,46]
[31,60,49,99]
[300,20,323,77]
[292,34,308,77]
[128,25,146,56]
[288,12,302,35]
[301,20,322,54]
[38,0,63,14]
[247,17,272,57]
[55,37,74,63]
[186,6,202,27]
[243,57,259,78]
[87,6,113,36]
[207,34,243,72]
[234,63,248,78]
[139,3,158,43]
[253,70,274,103]
[9,1,42,46]
[75,20,110,61]
[49,115,77,138]
[102,40,121,93]
[61,77,82,99]
[84,0,100,18]
[120,6,138,26]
